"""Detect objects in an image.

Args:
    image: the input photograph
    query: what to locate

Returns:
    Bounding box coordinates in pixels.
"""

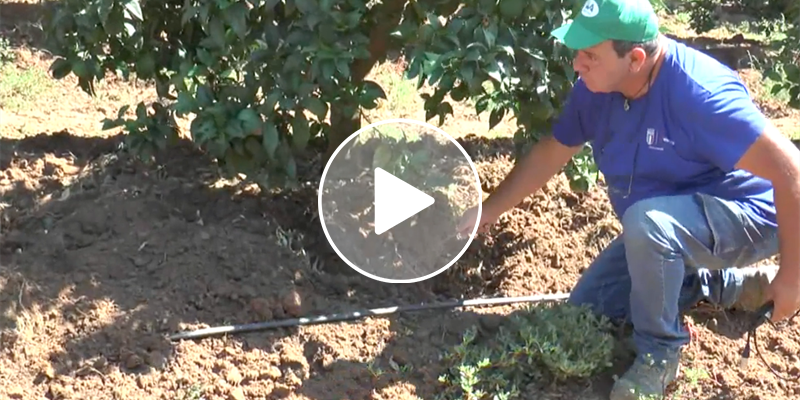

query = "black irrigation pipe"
[168,292,571,341]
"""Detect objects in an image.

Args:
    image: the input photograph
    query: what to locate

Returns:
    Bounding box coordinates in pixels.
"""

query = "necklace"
[624,56,660,111]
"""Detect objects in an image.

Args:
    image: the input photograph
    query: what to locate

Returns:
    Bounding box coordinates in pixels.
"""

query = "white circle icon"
[582,0,599,17]
[318,118,483,283]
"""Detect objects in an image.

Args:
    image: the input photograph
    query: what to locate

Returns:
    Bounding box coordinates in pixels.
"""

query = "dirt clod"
[281,289,303,317]
[249,297,273,320]
[144,351,166,369]
[124,353,143,370]
[225,368,244,385]
[229,387,246,400]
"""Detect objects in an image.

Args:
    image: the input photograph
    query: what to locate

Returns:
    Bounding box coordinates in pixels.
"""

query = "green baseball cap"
[551,0,660,50]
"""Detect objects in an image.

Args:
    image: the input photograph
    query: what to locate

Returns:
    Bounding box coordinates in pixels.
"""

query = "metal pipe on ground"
[168,292,571,341]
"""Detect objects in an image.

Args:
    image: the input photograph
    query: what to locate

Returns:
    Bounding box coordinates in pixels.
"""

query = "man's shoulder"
[663,37,751,101]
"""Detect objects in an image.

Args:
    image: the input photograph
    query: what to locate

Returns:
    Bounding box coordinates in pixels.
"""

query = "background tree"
[43,0,602,191]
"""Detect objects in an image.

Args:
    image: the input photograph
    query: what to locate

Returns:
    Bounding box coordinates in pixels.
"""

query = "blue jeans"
[568,193,779,361]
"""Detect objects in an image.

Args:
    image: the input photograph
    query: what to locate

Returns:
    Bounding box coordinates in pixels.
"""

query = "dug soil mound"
[1,130,799,400]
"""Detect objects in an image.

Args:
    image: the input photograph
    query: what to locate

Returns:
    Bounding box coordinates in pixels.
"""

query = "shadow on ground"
[1,129,651,399]
[0,0,53,49]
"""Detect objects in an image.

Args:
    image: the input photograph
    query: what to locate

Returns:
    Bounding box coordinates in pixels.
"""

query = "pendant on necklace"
[624,99,630,111]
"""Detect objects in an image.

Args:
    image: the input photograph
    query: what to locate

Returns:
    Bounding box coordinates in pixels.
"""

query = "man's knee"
[620,197,681,252]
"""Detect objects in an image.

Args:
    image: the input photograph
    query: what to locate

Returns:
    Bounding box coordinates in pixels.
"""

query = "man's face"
[571,40,635,93]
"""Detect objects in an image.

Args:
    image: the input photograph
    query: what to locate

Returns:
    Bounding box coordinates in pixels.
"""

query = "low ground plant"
[436,302,616,400]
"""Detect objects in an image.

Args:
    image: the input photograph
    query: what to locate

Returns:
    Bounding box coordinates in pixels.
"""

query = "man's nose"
[572,58,587,74]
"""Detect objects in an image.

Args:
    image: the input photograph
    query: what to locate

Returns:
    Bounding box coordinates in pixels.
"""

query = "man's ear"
[628,47,647,72]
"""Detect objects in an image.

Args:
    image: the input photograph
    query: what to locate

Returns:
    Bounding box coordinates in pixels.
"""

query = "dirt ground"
[3,3,800,400]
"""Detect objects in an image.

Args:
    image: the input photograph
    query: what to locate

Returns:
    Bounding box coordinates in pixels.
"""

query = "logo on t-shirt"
[646,128,664,151]
[581,0,600,17]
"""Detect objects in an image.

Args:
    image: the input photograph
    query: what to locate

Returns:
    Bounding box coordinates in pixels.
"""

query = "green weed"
[436,302,616,400]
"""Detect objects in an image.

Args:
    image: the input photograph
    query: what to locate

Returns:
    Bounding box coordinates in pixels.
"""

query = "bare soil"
[2,6,800,400]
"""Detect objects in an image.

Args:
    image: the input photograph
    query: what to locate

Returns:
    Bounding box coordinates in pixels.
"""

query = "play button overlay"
[374,168,435,235]
[318,118,482,283]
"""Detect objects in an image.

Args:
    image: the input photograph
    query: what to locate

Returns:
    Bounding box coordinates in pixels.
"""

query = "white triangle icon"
[374,167,435,235]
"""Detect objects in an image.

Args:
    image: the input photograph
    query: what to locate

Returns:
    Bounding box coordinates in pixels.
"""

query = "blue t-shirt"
[552,37,776,227]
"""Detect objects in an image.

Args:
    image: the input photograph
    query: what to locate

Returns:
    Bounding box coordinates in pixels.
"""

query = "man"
[456,0,800,398]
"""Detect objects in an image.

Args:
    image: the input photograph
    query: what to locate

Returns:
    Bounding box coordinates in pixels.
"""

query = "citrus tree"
[678,0,800,108]
[43,0,598,191]
[759,4,800,109]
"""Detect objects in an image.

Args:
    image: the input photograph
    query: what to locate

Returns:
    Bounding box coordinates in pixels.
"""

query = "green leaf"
[263,90,281,113]
[196,48,216,68]
[489,107,505,129]
[225,118,246,138]
[499,0,525,18]
[135,52,156,78]
[237,108,262,134]
[175,91,197,114]
[373,142,393,169]
[245,136,267,162]
[336,59,351,77]
[436,102,454,126]
[483,21,498,47]
[136,102,147,121]
[197,84,215,107]
[465,47,482,62]
[285,153,297,180]
[207,136,229,160]
[191,118,217,146]
[117,105,130,118]
[124,22,136,37]
[764,69,783,82]
[262,121,280,158]
[295,0,316,14]
[124,0,143,21]
[359,80,387,109]
[181,5,198,25]
[97,0,114,26]
[459,63,474,85]
[785,64,800,83]
[302,96,328,120]
[320,60,336,79]
[101,118,124,130]
[291,113,310,150]
[475,97,489,115]
[224,2,250,39]
[206,18,226,49]
[50,58,72,79]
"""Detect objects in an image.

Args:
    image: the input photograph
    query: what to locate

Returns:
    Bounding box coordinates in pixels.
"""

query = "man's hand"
[456,204,499,238]
[452,136,582,239]
[766,268,800,322]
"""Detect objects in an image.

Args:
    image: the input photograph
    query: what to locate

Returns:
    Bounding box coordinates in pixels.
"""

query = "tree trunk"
[325,0,409,161]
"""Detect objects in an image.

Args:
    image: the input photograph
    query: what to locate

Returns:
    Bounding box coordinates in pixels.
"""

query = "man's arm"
[482,136,584,218]
[686,77,800,320]
[482,80,593,219]
[736,124,800,281]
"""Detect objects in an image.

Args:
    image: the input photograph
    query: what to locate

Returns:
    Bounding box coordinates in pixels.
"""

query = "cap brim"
[550,20,606,50]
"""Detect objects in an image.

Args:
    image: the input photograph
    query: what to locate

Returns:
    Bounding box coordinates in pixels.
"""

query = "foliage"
[760,8,800,109]
[681,0,791,34]
[436,303,615,400]
[677,0,800,108]
[42,0,604,192]
[366,126,447,189]
[365,126,462,217]
[395,0,601,191]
